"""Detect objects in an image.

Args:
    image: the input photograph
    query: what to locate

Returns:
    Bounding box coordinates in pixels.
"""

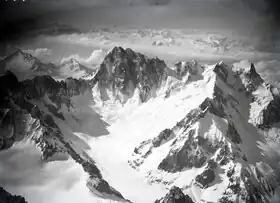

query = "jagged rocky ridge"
[0,71,125,201]
[0,186,27,203]
[92,46,167,102]
[154,186,194,203]
[130,61,280,203]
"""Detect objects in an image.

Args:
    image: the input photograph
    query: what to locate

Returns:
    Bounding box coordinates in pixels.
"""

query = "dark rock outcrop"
[0,71,19,105]
[216,144,233,166]
[0,187,27,203]
[226,121,242,144]
[214,62,229,83]
[195,160,217,189]
[199,96,226,118]
[154,186,194,203]
[152,129,174,148]
[243,63,264,92]
[173,60,203,81]
[158,129,210,172]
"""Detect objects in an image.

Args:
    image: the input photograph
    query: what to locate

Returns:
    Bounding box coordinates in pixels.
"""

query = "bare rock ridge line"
[154,186,194,203]
[0,186,27,203]
[1,46,280,203]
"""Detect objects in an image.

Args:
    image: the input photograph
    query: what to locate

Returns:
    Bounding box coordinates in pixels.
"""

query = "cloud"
[0,141,107,203]
[23,48,52,58]
[255,59,280,87]
[60,49,106,68]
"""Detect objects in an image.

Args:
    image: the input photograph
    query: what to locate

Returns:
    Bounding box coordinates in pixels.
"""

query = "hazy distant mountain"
[3,49,57,81]
[59,58,95,79]
[3,50,94,80]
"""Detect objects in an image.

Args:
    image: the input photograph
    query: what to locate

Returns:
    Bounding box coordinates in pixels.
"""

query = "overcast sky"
[1,0,279,44]
[0,0,266,21]
[0,0,267,10]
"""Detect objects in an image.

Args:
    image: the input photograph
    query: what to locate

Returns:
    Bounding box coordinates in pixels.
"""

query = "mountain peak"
[213,61,229,82]
[61,57,80,65]
[92,46,167,103]
[3,50,57,81]
[244,62,263,83]
[155,186,194,203]
[59,58,95,79]
[4,49,35,62]
[232,60,264,92]
[249,62,257,74]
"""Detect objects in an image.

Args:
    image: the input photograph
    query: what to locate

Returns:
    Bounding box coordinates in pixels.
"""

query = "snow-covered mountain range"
[1,46,280,203]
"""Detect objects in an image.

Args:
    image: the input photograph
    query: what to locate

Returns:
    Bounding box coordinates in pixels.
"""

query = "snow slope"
[88,57,280,203]
[88,76,210,202]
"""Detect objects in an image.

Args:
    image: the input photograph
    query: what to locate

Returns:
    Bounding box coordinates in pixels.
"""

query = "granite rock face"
[92,46,167,102]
